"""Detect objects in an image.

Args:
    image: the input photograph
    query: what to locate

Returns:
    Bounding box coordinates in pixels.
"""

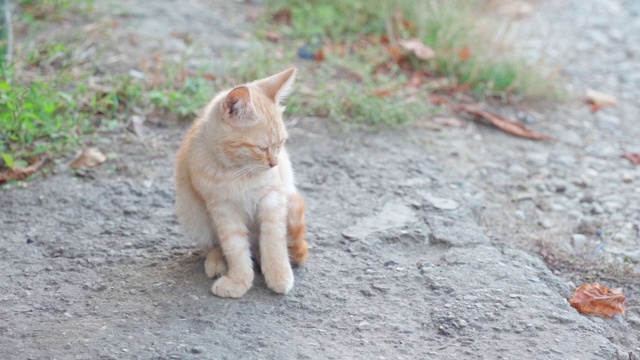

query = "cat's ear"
[221,86,254,127]
[252,67,297,105]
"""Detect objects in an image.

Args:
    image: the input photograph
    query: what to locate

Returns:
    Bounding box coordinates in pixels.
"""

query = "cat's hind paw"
[204,249,227,278]
[211,276,251,298]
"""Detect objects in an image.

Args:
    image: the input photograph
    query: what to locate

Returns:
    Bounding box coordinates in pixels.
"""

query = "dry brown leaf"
[399,39,435,61]
[265,31,281,43]
[314,48,325,62]
[569,283,625,317]
[71,148,107,169]
[458,46,472,61]
[427,94,450,106]
[0,157,46,184]
[586,88,617,112]
[622,153,640,165]
[372,88,394,98]
[272,8,292,24]
[456,105,550,140]
[433,117,464,128]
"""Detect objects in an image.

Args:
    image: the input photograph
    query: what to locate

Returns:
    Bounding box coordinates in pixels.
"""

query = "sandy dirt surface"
[1,0,639,359]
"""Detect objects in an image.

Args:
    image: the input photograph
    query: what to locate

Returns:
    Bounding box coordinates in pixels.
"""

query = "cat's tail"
[287,192,308,266]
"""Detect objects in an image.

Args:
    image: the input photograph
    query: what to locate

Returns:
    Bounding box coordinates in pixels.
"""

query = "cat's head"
[214,68,296,171]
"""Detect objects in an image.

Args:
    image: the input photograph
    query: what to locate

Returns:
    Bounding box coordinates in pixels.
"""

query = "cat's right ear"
[221,86,254,127]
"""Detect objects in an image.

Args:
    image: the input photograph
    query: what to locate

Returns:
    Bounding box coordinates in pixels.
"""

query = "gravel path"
[1,1,639,359]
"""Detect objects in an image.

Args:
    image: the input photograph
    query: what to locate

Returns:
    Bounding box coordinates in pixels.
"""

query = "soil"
[1,0,639,359]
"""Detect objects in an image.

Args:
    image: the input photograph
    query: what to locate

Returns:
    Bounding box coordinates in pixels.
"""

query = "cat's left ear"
[252,67,297,105]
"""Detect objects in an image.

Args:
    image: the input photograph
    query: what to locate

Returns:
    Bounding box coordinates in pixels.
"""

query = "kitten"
[174,68,308,298]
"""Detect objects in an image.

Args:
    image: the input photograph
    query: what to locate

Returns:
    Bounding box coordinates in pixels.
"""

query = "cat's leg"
[208,207,254,298]
[175,182,226,277]
[258,191,294,294]
[204,247,227,278]
[287,191,308,266]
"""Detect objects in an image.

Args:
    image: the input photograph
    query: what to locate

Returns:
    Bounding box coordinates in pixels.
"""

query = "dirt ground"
[1,0,640,359]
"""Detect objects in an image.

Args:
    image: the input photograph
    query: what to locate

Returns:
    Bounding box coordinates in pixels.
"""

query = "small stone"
[622,173,633,183]
[420,193,460,210]
[191,346,205,354]
[571,234,588,249]
[508,164,529,177]
[45,266,53,271]
[539,218,554,229]
[585,168,599,177]
[26,238,34,244]
[591,203,604,214]
[123,242,133,248]
[514,210,526,220]
[372,283,390,293]
[525,152,549,166]
[617,349,630,360]
[356,321,371,330]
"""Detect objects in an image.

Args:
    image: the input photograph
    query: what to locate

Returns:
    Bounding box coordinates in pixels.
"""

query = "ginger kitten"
[174,68,308,298]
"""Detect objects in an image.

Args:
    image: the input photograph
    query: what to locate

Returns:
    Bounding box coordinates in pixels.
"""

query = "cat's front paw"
[264,265,294,294]
[211,276,251,298]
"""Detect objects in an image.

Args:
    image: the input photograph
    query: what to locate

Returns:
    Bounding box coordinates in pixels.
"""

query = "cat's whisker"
[285,112,314,128]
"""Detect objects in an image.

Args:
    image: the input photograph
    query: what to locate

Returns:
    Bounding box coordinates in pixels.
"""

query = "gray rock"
[342,201,417,240]
[419,192,460,210]
[571,234,588,250]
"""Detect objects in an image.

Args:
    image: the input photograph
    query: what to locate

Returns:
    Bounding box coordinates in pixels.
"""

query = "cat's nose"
[269,162,277,168]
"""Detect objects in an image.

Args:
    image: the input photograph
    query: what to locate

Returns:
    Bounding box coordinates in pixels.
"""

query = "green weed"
[263,0,559,101]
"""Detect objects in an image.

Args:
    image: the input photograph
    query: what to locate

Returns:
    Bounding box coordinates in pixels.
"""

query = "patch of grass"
[19,0,94,23]
[263,0,559,101]
[0,68,92,164]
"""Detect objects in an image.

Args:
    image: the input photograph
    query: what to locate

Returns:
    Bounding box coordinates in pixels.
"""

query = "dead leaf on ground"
[272,8,292,24]
[128,115,145,138]
[433,117,464,128]
[0,157,47,184]
[399,39,436,61]
[372,88,394,98]
[622,153,640,165]
[456,105,551,140]
[586,88,617,112]
[458,46,472,61]
[569,283,625,317]
[71,148,107,169]
[314,48,325,62]
[427,94,450,106]
[265,31,281,43]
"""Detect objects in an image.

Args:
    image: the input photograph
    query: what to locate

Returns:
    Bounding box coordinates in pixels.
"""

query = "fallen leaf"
[202,73,217,81]
[272,8,292,25]
[265,31,281,43]
[569,283,625,317]
[315,48,325,62]
[372,88,394,98]
[399,39,435,61]
[586,88,617,112]
[0,157,46,184]
[622,153,640,165]
[408,72,426,87]
[458,46,472,61]
[128,115,145,138]
[71,148,107,169]
[433,117,463,128]
[456,105,550,140]
[387,46,405,63]
[427,94,450,106]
